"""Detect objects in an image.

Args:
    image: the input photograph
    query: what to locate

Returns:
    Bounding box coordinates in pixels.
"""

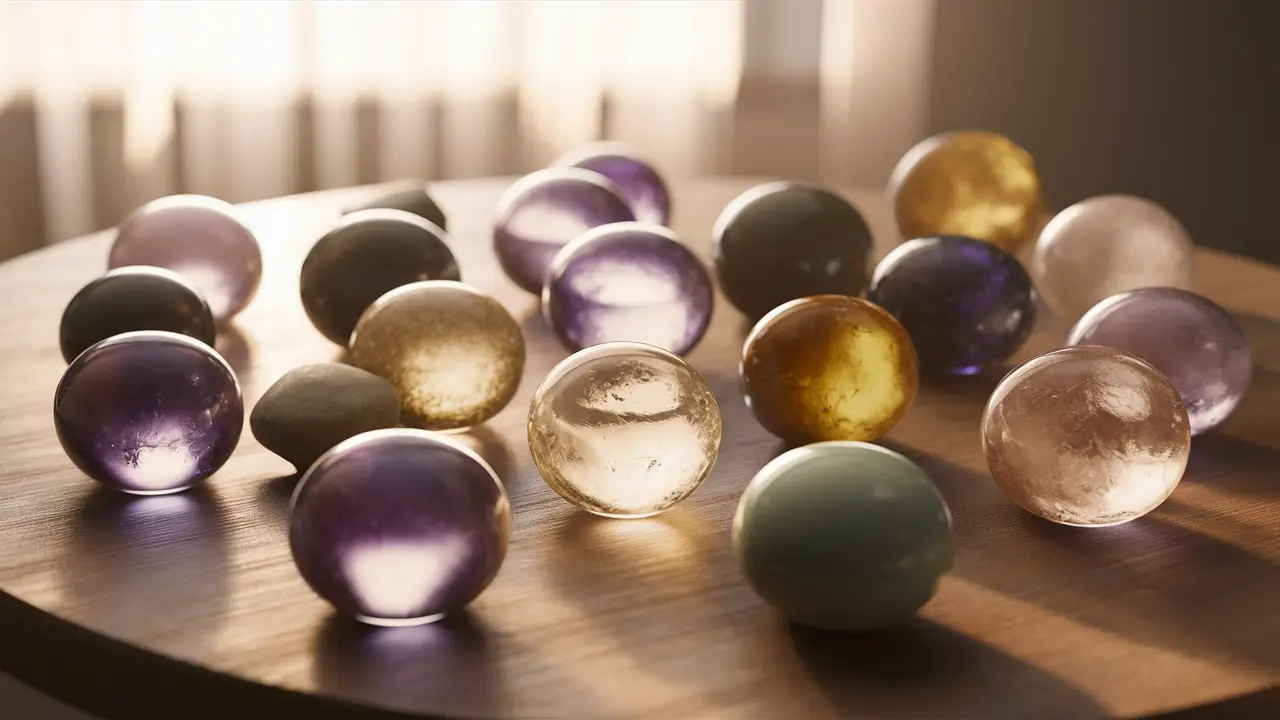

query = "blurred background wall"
[0,0,1273,261]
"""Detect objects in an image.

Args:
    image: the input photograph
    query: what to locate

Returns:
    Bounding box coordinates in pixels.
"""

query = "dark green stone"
[301,210,460,346]
[59,266,217,363]
[344,187,447,231]
[249,363,401,472]
[732,441,953,633]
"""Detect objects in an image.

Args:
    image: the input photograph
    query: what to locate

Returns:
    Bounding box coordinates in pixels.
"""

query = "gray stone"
[250,363,401,473]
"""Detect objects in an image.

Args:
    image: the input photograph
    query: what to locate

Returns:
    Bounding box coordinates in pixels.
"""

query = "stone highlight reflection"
[982,346,1191,526]
[54,331,243,495]
[289,429,510,626]
[544,222,713,356]
[528,342,722,518]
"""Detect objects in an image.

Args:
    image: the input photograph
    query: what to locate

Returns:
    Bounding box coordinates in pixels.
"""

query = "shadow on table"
[215,322,253,377]
[788,618,1104,719]
[59,485,232,656]
[886,443,1280,673]
[311,611,506,718]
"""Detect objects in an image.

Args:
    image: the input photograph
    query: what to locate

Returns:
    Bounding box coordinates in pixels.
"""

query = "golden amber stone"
[889,130,1044,251]
[349,281,525,430]
[741,295,918,444]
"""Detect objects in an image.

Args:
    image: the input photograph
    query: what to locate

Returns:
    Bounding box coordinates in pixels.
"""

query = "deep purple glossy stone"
[288,429,510,626]
[109,195,263,321]
[554,143,671,226]
[54,331,243,495]
[544,223,713,356]
[493,169,635,294]
[868,235,1037,375]
[1067,287,1252,435]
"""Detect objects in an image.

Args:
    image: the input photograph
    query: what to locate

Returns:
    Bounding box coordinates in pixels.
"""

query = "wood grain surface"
[0,178,1276,719]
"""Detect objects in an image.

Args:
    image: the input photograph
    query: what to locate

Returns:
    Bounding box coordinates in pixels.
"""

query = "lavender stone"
[868,235,1037,375]
[1067,287,1252,435]
[554,143,671,226]
[109,195,263,322]
[54,331,243,495]
[288,429,510,626]
[493,169,634,294]
[544,223,713,356]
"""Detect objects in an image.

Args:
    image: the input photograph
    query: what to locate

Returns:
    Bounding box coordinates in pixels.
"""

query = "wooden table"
[0,178,1276,719]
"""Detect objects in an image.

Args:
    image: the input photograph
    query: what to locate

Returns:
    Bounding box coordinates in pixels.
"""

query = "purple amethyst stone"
[109,195,263,322]
[544,223,713,356]
[493,169,635,294]
[288,429,510,626]
[554,143,671,226]
[868,235,1037,375]
[54,331,243,495]
[1067,287,1252,435]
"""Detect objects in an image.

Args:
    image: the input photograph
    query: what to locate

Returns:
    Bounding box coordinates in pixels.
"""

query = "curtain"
[0,0,935,256]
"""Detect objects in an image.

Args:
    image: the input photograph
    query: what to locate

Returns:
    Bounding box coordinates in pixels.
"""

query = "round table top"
[0,177,1277,719]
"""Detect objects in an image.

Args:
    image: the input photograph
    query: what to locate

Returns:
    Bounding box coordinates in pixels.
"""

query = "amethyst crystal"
[554,143,671,226]
[109,195,263,321]
[1067,287,1252,435]
[544,223,713,356]
[288,429,510,626]
[868,235,1037,375]
[54,331,243,495]
[493,169,634,294]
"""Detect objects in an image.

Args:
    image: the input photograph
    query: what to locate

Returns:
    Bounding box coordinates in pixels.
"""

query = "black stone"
[301,210,460,346]
[59,266,217,363]
[343,187,447,231]
[249,363,401,473]
[712,182,874,320]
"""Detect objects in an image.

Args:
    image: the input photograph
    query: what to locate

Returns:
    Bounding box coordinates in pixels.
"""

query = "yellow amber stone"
[889,130,1044,251]
[740,295,918,444]
[349,281,525,430]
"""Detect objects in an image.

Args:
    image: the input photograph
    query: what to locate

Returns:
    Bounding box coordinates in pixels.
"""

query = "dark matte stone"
[249,363,401,473]
[301,210,460,346]
[712,181,874,320]
[344,187,447,231]
[59,266,217,364]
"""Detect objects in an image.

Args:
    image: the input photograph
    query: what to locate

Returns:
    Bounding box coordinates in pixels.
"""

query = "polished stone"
[301,209,460,346]
[869,235,1036,375]
[554,142,671,226]
[528,342,721,518]
[349,281,525,430]
[54,331,243,495]
[1033,195,1195,318]
[289,429,510,626]
[250,363,402,473]
[544,222,713,356]
[493,169,635,294]
[1068,288,1251,435]
[713,181,873,319]
[889,130,1043,251]
[982,346,1190,526]
[108,194,262,321]
[733,441,953,632]
[741,295,918,444]
[343,186,447,231]
[59,266,216,363]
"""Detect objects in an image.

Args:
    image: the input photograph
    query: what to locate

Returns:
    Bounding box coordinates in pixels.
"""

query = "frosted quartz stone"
[1033,195,1195,318]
